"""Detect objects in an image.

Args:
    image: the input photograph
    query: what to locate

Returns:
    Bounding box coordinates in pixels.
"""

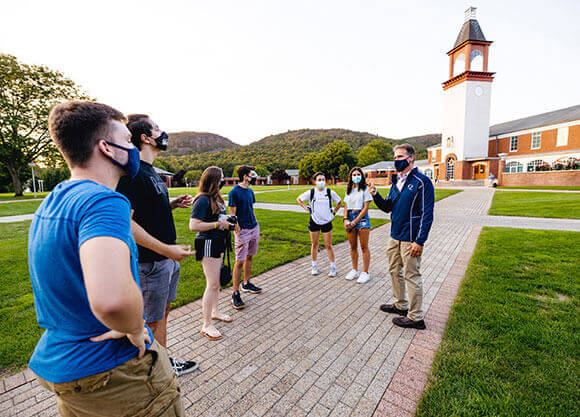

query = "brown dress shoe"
[393,316,426,330]
[379,303,408,316]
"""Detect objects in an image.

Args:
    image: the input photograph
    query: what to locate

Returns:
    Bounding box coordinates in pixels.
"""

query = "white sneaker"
[311,265,319,276]
[357,272,370,284]
[345,269,359,281]
[329,266,337,277]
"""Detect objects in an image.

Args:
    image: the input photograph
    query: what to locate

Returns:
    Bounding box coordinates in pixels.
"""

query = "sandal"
[212,313,233,323]
[200,328,222,340]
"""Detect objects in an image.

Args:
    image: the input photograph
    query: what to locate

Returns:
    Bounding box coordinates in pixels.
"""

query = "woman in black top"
[189,166,232,340]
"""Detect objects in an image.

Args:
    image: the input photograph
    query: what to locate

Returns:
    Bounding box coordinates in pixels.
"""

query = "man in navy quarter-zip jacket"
[369,144,434,330]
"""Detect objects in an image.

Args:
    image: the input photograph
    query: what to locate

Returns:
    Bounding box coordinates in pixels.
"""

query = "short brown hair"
[237,165,255,181]
[126,114,153,150]
[312,172,325,181]
[48,101,125,167]
[393,143,415,156]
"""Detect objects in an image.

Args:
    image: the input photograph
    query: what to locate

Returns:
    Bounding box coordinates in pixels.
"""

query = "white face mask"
[352,174,362,184]
[316,180,325,189]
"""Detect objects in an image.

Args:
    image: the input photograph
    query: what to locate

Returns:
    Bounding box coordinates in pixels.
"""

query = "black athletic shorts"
[308,218,333,233]
[194,237,226,261]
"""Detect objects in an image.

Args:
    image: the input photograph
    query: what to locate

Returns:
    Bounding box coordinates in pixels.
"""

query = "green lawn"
[498,186,580,191]
[0,192,48,201]
[0,209,387,375]
[489,191,580,219]
[254,187,461,207]
[0,201,43,217]
[417,228,580,417]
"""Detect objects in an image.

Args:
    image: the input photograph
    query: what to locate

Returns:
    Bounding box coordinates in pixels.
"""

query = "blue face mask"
[394,158,410,172]
[352,175,362,184]
[104,141,140,178]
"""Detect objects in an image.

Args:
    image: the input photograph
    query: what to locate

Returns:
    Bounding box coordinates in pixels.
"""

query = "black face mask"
[153,132,169,150]
[219,180,226,189]
[249,177,257,185]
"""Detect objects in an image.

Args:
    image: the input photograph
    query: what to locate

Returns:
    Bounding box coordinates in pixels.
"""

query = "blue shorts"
[347,210,371,230]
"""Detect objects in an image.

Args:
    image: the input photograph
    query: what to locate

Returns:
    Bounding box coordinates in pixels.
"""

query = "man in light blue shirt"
[28,101,184,416]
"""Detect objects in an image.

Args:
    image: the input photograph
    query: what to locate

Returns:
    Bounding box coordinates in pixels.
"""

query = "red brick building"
[422,7,580,187]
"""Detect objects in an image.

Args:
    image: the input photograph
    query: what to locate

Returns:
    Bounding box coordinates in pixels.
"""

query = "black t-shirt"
[190,195,227,240]
[116,161,176,263]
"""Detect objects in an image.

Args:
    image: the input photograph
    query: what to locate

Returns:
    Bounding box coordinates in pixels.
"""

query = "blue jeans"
[347,210,371,230]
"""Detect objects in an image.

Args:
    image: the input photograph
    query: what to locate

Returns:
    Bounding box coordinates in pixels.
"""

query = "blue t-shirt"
[228,185,257,229]
[28,180,153,383]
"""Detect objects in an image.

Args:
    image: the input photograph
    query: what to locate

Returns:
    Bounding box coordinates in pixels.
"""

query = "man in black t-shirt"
[117,114,197,377]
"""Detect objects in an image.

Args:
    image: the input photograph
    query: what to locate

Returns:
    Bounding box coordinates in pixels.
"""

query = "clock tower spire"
[441,6,494,171]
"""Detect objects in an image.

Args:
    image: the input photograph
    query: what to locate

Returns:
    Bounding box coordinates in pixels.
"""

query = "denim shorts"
[347,210,371,230]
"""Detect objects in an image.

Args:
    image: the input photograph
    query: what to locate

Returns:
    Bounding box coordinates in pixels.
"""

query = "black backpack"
[220,232,232,287]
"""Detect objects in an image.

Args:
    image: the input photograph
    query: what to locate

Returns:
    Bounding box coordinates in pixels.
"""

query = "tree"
[338,164,350,182]
[184,170,203,185]
[0,54,89,195]
[298,153,320,181]
[357,145,381,167]
[254,165,269,177]
[357,139,393,167]
[271,169,291,184]
[38,166,70,191]
[320,141,357,179]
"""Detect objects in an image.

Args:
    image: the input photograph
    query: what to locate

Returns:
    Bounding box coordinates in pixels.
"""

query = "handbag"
[220,232,232,287]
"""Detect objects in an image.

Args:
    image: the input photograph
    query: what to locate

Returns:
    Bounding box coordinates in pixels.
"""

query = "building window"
[526,159,544,172]
[531,132,541,149]
[556,127,569,146]
[424,169,433,179]
[506,162,523,173]
[446,157,455,180]
[446,137,454,148]
[470,50,483,71]
[509,136,518,152]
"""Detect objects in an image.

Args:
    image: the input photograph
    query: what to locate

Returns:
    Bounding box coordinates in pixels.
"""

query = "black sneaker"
[170,357,198,377]
[241,281,262,294]
[232,291,246,309]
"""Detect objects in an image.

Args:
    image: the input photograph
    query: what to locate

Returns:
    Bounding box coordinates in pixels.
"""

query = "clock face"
[475,86,484,97]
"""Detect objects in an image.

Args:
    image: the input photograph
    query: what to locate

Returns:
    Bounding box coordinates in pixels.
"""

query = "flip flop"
[200,329,222,341]
[212,314,233,323]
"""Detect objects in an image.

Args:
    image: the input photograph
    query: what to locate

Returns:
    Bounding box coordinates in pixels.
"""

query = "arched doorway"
[446,156,456,180]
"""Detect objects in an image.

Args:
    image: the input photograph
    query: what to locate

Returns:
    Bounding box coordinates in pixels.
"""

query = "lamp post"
[28,163,37,198]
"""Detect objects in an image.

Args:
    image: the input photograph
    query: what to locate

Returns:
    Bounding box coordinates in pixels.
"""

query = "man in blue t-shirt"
[28,101,184,416]
[228,165,262,309]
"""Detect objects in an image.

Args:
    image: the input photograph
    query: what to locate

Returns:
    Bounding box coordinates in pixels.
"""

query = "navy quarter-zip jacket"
[372,168,435,246]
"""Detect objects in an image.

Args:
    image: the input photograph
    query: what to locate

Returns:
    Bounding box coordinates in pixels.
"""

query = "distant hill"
[398,133,441,148]
[161,132,239,157]
[156,128,440,176]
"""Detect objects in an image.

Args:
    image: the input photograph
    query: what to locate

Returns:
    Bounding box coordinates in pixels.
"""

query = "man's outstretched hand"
[171,194,193,209]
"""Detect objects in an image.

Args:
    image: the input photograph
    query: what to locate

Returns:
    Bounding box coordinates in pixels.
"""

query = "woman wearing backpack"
[297,172,343,277]
[343,167,373,284]
[189,166,233,340]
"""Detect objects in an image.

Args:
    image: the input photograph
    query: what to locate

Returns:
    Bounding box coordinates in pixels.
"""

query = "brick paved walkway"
[0,188,539,416]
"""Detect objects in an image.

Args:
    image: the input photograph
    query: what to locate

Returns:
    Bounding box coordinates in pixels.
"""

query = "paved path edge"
[372,226,483,417]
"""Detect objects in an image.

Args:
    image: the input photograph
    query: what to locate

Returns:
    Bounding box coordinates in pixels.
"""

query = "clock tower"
[441,6,494,177]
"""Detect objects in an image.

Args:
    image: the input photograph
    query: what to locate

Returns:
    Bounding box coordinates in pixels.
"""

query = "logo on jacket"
[407,184,414,191]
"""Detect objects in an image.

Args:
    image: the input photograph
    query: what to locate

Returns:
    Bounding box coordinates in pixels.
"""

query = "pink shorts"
[235,225,260,261]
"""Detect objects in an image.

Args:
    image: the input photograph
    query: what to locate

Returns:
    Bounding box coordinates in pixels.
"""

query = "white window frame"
[446,158,455,180]
[526,159,543,172]
[506,162,523,173]
[509,136,518,152]
[531,132,541,150]
[556,127,569,147]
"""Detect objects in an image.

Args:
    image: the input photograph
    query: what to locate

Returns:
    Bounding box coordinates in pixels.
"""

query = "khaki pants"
[36,340,184,417]
[386,238,424,321]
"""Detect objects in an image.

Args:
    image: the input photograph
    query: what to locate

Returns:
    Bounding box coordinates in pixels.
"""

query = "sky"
[2,0,579,145]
